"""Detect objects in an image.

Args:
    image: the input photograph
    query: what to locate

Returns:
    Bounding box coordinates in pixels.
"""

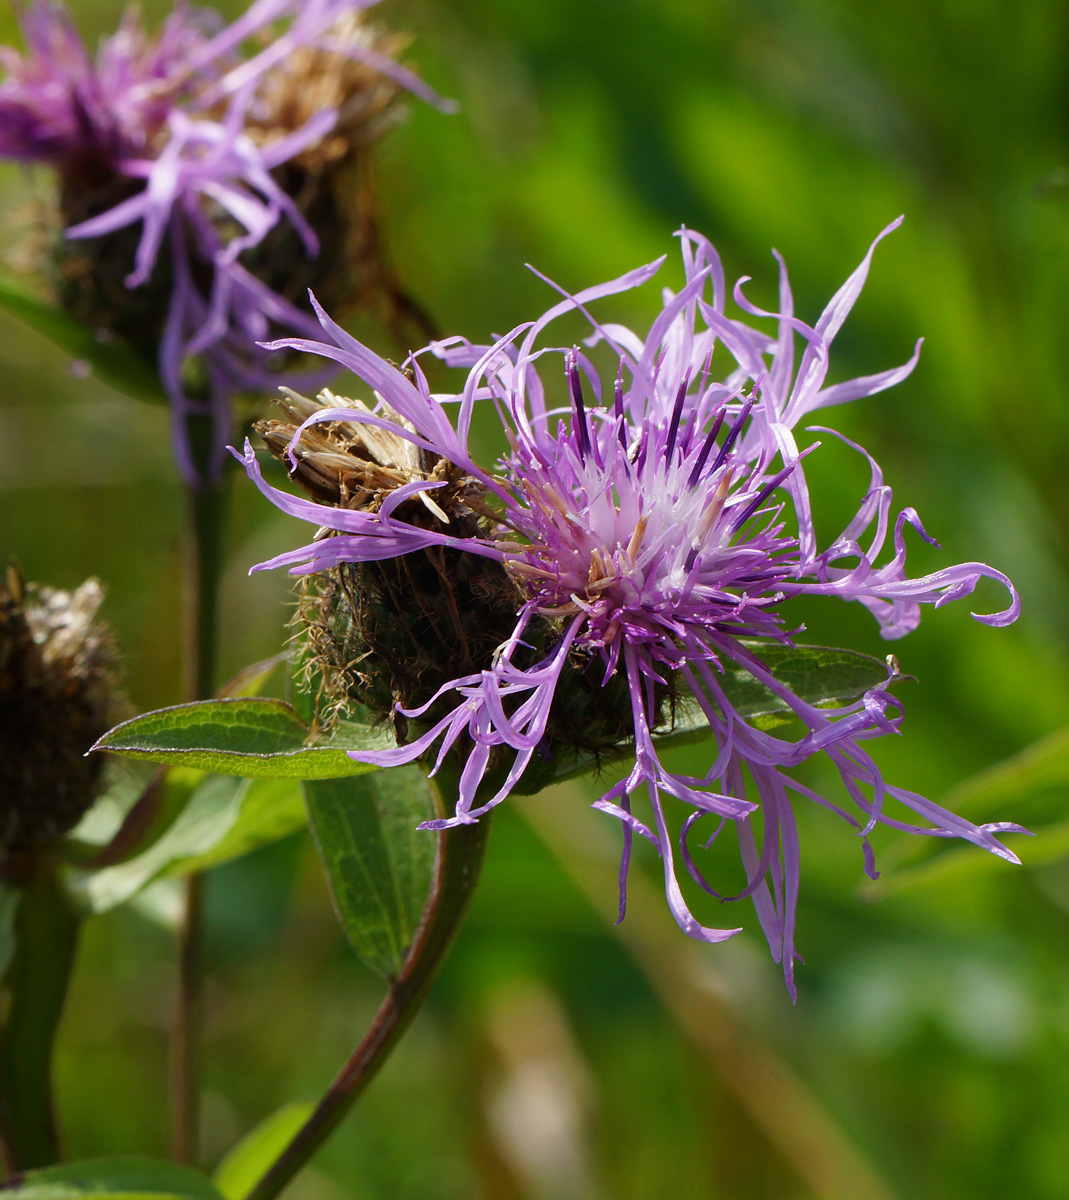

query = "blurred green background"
[3,0,1069,1197]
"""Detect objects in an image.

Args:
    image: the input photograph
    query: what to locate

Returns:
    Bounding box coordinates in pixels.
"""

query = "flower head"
[0,0,450,483]
[240,220,1021,995]
[0,563,117,855]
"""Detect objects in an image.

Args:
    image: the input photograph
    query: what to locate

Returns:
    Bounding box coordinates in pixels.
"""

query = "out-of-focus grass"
[3,0,1069,1196]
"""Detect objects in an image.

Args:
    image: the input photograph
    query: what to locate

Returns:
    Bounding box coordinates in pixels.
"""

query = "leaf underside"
[304,766,437,979]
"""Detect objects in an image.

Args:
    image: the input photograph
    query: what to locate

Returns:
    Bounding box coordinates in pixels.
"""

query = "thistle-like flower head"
[240,220,1021,994]
[0,0,450,483]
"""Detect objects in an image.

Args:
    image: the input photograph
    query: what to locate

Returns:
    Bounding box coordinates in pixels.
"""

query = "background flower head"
[0,0,452,483]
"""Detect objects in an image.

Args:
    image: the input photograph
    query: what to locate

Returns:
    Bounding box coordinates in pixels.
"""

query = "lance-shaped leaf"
[0,275,165,404]
[724,640,897,725]
[304,767,437,979]
[0,1157,224,1200]
[92,699,393,779]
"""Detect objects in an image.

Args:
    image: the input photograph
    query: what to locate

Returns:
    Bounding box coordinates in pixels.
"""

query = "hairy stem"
[244,772,490,1200]
[0,859,80,1173]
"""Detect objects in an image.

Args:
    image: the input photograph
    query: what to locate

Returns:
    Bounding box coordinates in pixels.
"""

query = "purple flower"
[239,219,1022,995]
[0,0,451,484]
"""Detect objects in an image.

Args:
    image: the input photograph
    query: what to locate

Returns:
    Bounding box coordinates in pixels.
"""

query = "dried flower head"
[0,564,117,854]
[0,0,451,483]
[257,387,524,727]
[239,221,1022,994]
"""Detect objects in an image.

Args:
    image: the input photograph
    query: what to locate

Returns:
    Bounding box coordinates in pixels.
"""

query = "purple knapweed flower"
[0,0,451,484]
[238,219,1022,994]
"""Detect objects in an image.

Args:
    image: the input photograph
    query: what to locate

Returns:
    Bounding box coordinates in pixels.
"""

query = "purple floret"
[0,0,451,484]
[239,220,1022,995]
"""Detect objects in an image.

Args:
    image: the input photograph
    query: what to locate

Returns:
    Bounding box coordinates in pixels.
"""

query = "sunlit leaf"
[160,778,308,878]
[0,1157,224,1200]
[304,766,437,979]
[213,1103,315,1200]
[92,699,392,779]
[77,775,244,913]
[0,275,165,404]
[76,774,310,911]
[217,655,289,700]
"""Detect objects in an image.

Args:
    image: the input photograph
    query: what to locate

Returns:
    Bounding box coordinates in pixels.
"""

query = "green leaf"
[76,774,310,912]
[213,1104,315,1200]
[0,275,165,404]
[0,1157,223,1200]
[304,766,437,979]
[159,778,307,878]
[63,767,204,870]
[77,775,244,913]
[92,700,393,779]
[520,640,894,792]
[0,884,19,979]
[217,655,289,700]
[723,639,895,729]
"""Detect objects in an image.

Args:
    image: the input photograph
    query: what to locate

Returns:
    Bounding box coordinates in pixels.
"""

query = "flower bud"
[0,565,117,854]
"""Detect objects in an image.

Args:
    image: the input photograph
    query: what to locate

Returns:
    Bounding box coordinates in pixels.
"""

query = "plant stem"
[244,773,490,1200]
[172,416,228,1166]
[184,475,226,703]
[0,859,80,1173]
[170,872,205,1167]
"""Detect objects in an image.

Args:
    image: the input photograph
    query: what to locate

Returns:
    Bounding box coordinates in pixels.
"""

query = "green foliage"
[3,0,1069,1195]
[0,1158,223,1200]
[76,775,307,913]
[0,884,18,979]
[0,276,165,404]
[304,767,437,979]
[867,725,1069,897]
[525,641,894,792]
[213,1104,315,1200]
[728,640,896,725]
[92,700,393,779]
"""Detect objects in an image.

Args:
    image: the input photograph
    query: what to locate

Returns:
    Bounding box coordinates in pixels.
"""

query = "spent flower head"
[0,0,450,483]
[0,563,117,856]
[239,220,1021,995]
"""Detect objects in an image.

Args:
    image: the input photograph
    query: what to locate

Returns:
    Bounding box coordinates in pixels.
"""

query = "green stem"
[0,860,80,1173]
[184,477,226,703]
[244,772,490,1200]
[172,412,228,1166]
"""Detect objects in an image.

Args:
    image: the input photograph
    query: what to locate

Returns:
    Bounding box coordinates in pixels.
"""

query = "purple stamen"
[665,371,690,461]
[566,347,593,462]
[710,396,755,475]
[687,405,727,487]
